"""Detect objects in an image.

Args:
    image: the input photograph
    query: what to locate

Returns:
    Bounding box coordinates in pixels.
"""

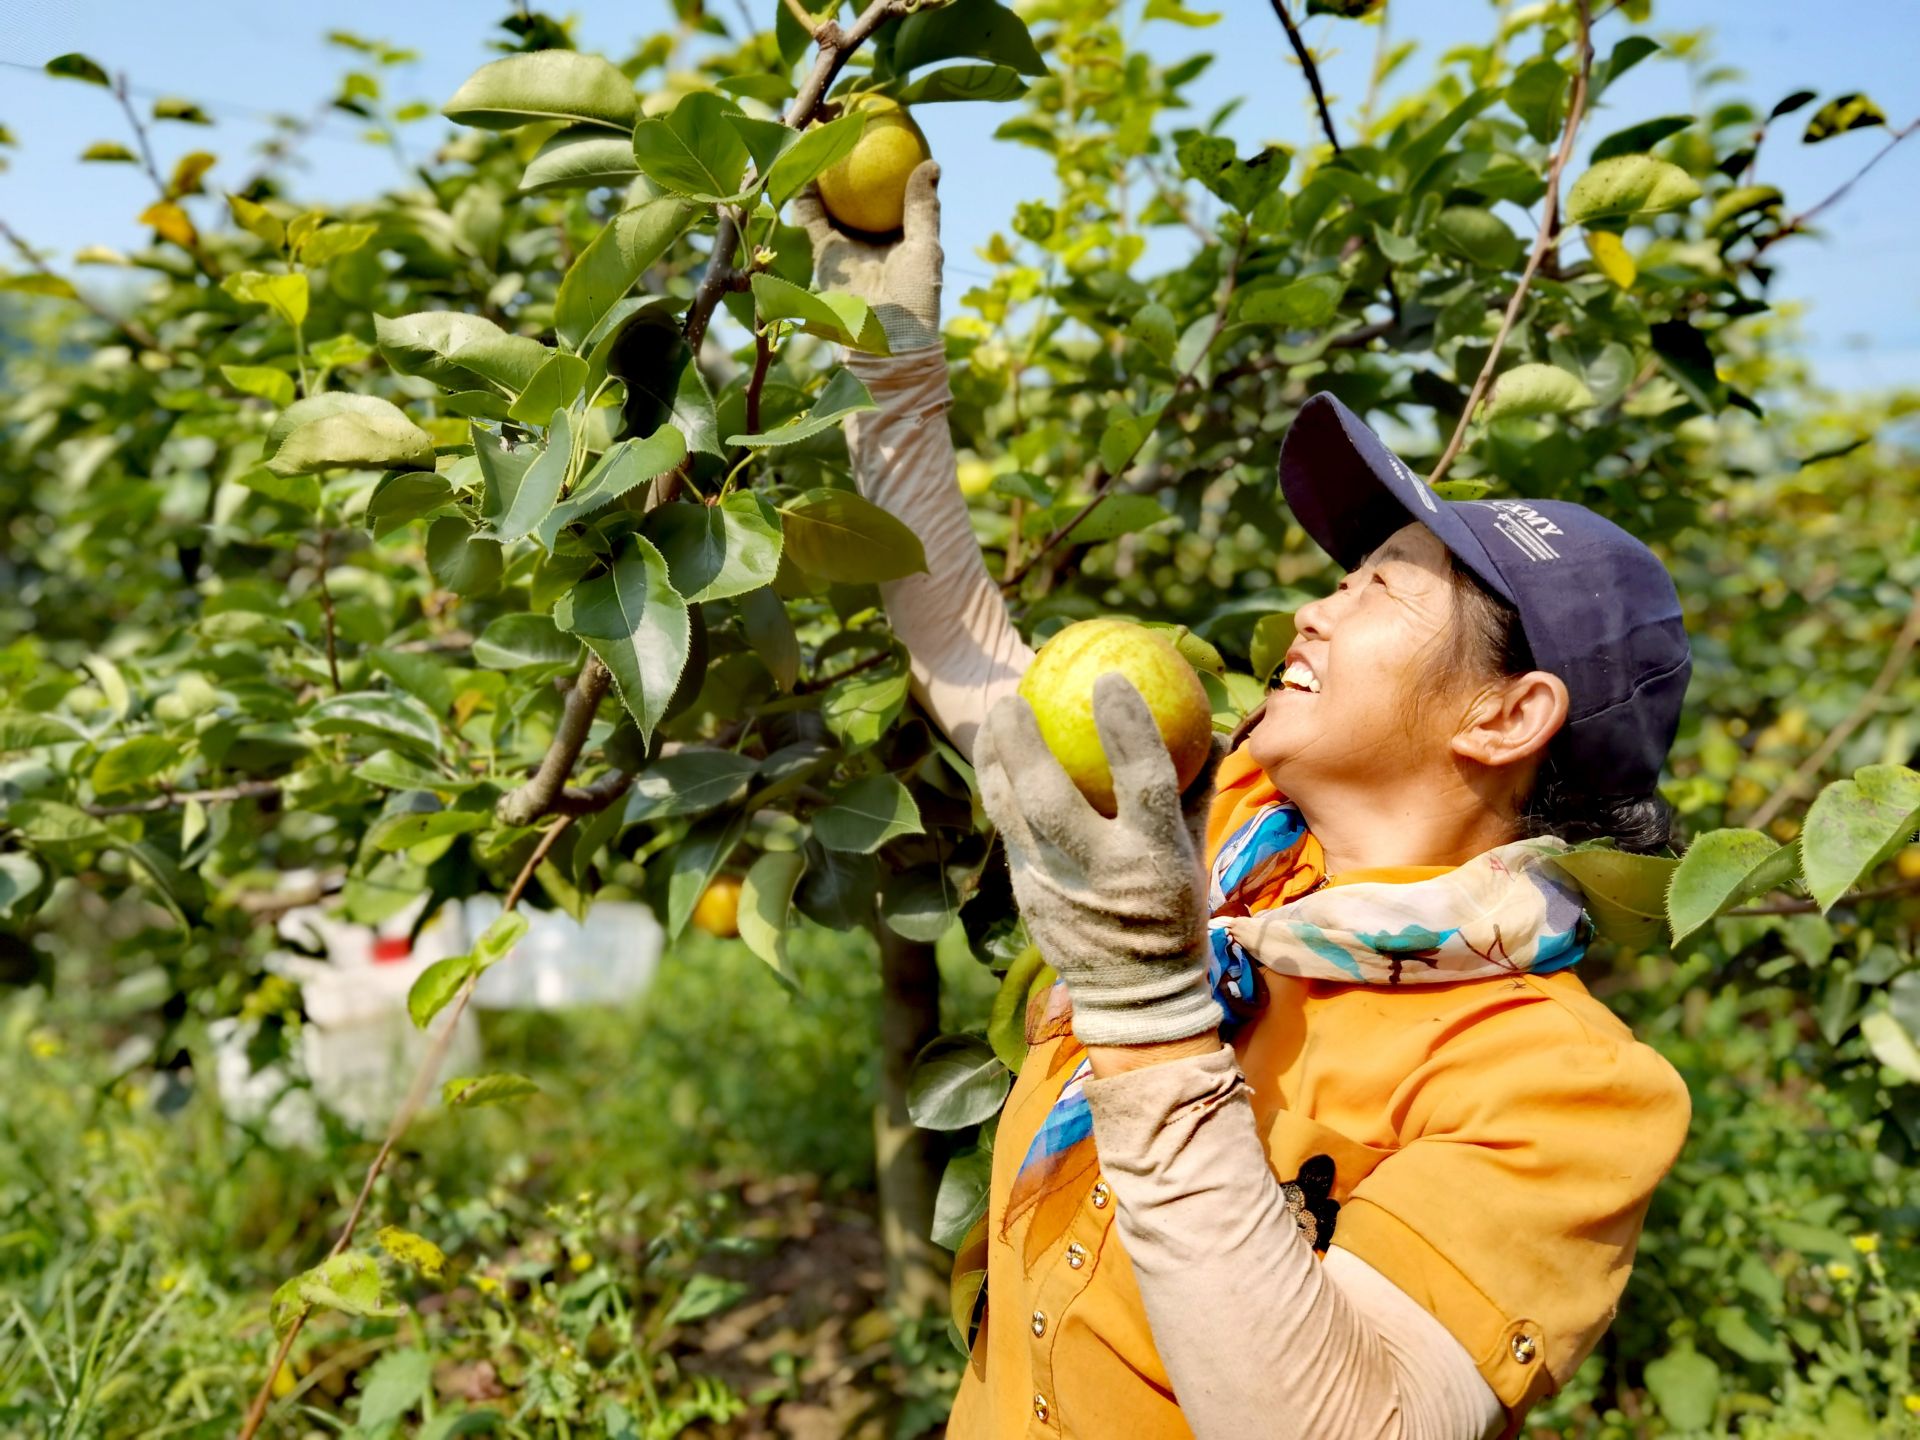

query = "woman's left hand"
[972,673,1228,1049]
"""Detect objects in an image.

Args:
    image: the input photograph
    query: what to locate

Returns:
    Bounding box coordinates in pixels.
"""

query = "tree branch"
[1268,0,1342,157]
[237,815,572,1440]
[1725,875,1920,917]
[1748,118,1919,268]
[1428,0,1592,487]
[494,655,611,827]
[85,780,281,817]
[0,217,168,356]
[1741,586,1920,832]
[313,531,342,694]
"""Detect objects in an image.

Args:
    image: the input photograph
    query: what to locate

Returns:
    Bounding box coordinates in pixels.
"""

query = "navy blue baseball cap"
[1277,392,1690,798]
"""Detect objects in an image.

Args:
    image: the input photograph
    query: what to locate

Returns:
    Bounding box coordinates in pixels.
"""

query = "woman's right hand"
[790,161,944,353]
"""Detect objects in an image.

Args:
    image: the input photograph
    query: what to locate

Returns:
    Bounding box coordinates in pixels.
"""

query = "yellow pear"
[691,875,743,938]
[1017,619,1214,817]
[816,95,932,235]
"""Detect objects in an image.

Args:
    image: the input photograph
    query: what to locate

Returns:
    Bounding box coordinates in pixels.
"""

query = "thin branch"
[85,780,280,817]
[549,768,635,816]
[314,531,342,694]
[745,326,774,435]
[237,816,572,1440]
[0,217,168,355]
[1268,1,1342,157]
[495,656,611,827]
[1747,118,1919,268]
[1741,586,1920,832]
[1428,0,1593,487]
[1000,227,1250,590]
[782,0,822,37]
[114,69,219,280]
[1725,875,1920,918]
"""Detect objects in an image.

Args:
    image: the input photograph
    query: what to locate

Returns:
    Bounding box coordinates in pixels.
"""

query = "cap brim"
[1278,393,1515,605]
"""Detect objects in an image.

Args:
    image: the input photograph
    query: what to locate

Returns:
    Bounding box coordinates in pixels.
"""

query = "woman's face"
[1246,522,1468,790]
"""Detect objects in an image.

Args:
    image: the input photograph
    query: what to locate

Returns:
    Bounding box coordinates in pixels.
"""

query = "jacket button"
[1511,1333,1537,1364]
[1066,1242,1087,1270]
[1033,1392,1050,1422]
[1031,1309,1047,1337]
[1091,1180,1110,1209]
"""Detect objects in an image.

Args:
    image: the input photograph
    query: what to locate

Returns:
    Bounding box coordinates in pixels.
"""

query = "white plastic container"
[463,896,663,1010]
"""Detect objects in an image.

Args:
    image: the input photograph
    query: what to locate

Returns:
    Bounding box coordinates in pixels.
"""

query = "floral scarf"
[949,797,1593,1340]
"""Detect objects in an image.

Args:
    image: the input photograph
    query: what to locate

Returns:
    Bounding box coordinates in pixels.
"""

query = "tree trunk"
[873,925,949,1317]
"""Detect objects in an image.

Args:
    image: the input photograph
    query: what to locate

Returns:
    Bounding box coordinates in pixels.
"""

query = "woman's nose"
[1293,589,1336,640]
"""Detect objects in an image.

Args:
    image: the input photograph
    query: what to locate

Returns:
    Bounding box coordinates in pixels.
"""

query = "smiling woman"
[811,160,1695,1440]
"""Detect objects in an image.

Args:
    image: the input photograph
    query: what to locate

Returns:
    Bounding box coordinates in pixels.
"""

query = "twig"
[314,532,342,694]
[495,656,611,827]
[795,647,894,694]
[745,326,774,435]
[1741,586,1920,832]
[781,0,822,37]
[237,816,572,1440]
[1748,118,1919,268]
[1268,1,1342,157]
[85,780,280,817]
[1428,0,1592,487]
[114,69,219,279]
[1000,227,1250,589]
[0,217,167,355]
[549,768,635,816]
[1725,875,1920,917]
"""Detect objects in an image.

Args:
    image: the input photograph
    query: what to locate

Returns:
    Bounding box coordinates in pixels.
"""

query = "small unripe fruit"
[691,875,743,937]
[1017,619,1213,817]
[816,96,931,235]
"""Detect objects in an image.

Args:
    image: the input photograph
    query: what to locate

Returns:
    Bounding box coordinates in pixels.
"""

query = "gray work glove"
[973,672,1229,1048]
[789,160,944,353]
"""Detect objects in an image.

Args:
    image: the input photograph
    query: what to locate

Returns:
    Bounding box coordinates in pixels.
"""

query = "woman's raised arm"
[794,165,1033,762]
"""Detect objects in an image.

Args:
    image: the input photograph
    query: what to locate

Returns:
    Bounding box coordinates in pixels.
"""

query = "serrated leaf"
[625,749,759,822]
[441,1072,541,1108]
[537,426,688,545]
[426,515,504,597]
[271,1253,403,1338]
[778,487,927,583]
[1564,155,1701,224]
[666,810,749,939]
[889,0,1048,77]
[906,1034,1010,1130]
[749,274,891,354]
[407,953,476,1029]
[368,809,489,853]
[811,774,924,853]
[264,393,435,476]
[300,221,377,267]
[1800,765,1920,912]
[632,91,750,202]
[932,1144,993,1250]
[376,311,551,395]
[306,690,443,755]
[472,613,580,669]
[365,470,454,539]
[0,712,83,750]
[1666,829,1798,943]
[1482,363,1595,419]
[554,536,690,747]
[821,660,910,751]
[519,125,641,193]
[443,50,639,132]
[766,112,866,210]
[484,409,572,545]
[647,494,784,602]
[739,849,807,987]
[506,353,587,426]
[555,197,698,351]
[725,367,877,446]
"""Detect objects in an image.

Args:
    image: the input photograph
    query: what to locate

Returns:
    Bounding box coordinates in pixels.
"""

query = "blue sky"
[2,0,1914,391]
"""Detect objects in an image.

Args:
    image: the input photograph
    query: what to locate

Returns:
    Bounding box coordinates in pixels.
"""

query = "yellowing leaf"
[222,269,310,329]
[139,200,198,251]
[169,150,217,198]
[1482,362,1595,419]
[375,1225,447,1278]
[220,363,295,407]
[1587,230,1636,289]
[228,193,286,250]
[441,1072,540,1108]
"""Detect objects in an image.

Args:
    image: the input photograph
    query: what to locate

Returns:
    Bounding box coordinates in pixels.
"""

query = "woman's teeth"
[1279,660,1321,694]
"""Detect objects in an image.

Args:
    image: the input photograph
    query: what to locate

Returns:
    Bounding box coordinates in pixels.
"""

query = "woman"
[795,164,1692,1439]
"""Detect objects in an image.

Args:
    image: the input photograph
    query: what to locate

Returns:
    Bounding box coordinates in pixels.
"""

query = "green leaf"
[6,800,109,849]
[0,854,48,924]
[222,269,309,328]
[1650,319,1727,413]
[227,194,286,248]
[442,1072,541,1107]
[932,1144,994,1249]
[152,97,213,125]
[625,749,759,822]
[725,367,878,446]
[299,221,378,267]
[554,536,690,747]
[1038,493,1168,544]
[1591,114,1693,163]
[1705,184,1783,236]
[1544,846,1677,950]
[906,1034,1011,1130]
[352,1343,432,1427]
[375,311,551,395]
[90,735,181,795]
[1803,92,1885,143]
[1800,765,1920,912]
[271,1253,403,1338]
[1861,1011,1920,1085]
[555,197,699,351]
[1643,1343,1721,1432]
[663,1273,748,1327]
[632,91,751,202]
[81,141,138,163]
[881,866,960,943]
[306,690,443,756]
[537,426,688,545]
[895,64,1030,106]
[666,811,750,939]
[1564,155,1702,224]
[473,911,529,968]
[1432,205,1521,270]
[1506,56,1567,144]
[0,712,83,750]
[648,494,784,602]
[45,53,111,86]
[889,0,1048,77]
[1176,137,1288,214]
[1594,35,1660,96]
[367,808,489,853]
[483,409,573,545]
[740,587,800,693]
[506,353,588,426]
[1481,362,1595,419]
[519,125,640,193]
[779,487,928,583]
[988,945,1054,1072]
[443,50,640,132]
[365,470,454,539]
[1666,829,1798,944]
[426,515,504,596]
[1239,273,1343,329]
[264,393,435,476]
[811,774,924,853]
[1306,0,1380,13]
[1144,0,1222,25]
[749,274,891,354]
[821,660,910,751]
[766,112,867,209]
[739,849,807,987]
[219,363,294,408]
[472,613,581,669]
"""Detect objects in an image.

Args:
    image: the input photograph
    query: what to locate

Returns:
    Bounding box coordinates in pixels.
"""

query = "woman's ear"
[1450,669,1568,772]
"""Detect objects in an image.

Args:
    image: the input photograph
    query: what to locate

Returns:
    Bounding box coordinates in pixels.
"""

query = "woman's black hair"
[1445,558,1676,855]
